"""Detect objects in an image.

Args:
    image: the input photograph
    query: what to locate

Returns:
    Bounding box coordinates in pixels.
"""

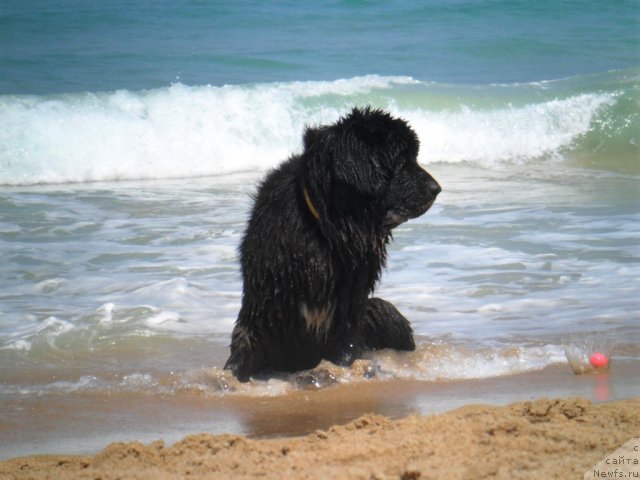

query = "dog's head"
[303,107,441,229]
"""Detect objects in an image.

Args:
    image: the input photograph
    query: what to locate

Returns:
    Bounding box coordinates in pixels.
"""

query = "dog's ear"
[332,107,412,197]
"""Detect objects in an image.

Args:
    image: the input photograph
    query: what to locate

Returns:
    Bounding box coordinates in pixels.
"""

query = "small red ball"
[589,352,608,368]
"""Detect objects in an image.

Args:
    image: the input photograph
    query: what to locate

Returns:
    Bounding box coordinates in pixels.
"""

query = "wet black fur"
[224,107,441,381]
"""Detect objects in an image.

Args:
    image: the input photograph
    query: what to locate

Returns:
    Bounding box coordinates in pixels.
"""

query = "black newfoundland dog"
[225,107,441,381]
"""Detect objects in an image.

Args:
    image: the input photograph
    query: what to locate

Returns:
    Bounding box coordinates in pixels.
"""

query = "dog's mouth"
[384,212,406,228]
[384,198,436,228]
[420,197,436,215]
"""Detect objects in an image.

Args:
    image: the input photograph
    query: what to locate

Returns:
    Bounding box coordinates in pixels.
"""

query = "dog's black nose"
[429,180,442,196]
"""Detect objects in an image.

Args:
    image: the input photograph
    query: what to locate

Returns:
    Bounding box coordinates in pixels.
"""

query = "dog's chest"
[300,302,335,338]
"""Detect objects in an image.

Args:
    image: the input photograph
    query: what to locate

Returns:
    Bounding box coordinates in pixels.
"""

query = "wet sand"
[1,358,640,479]
[2,395,639,479]
[3,358,640,461]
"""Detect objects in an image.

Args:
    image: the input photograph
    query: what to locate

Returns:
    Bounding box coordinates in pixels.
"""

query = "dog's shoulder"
[243,155,309,248]
[255,155,302,201]
[247,158,296,218]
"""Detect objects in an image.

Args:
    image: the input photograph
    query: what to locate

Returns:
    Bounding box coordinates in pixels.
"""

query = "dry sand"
[2,396,638,480]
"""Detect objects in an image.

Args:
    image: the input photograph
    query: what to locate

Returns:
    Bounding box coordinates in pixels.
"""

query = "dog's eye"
[391,156,409,175]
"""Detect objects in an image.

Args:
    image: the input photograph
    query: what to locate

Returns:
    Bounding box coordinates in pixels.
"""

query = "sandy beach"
[2,395,638,480]
[2,3,638,480]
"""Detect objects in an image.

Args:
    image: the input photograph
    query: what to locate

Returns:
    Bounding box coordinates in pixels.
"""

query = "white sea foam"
[370,343,567,381]
[164,343,567,396]
[0,342,567,398]
[0,375,103,396]
[0,76,615,185]
[402,93,615,165]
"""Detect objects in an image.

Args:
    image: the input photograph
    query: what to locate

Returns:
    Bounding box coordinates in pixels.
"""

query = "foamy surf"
[1,71,635,186]
[176,342,568,396]
[0,341,568,399]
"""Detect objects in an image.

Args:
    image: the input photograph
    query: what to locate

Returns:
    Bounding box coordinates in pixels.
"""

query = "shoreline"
[2,395,638,479]
[2,359,640,463]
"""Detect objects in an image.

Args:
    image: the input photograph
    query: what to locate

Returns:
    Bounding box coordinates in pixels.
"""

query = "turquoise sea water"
[0,0,639,458]
[1,0,639,93]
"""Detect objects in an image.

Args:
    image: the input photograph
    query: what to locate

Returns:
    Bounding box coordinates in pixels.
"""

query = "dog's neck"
[303,188,321,221]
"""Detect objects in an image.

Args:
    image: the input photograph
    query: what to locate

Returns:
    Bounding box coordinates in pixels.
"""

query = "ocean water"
[1,0,639,458]
[2,1,639,93]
